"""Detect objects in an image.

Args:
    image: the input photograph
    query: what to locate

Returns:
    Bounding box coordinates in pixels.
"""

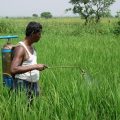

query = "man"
[10,21,47,101]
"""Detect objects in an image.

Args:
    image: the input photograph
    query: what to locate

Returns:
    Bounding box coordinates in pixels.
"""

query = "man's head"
[25,21,42,42]
[26,21,42,36]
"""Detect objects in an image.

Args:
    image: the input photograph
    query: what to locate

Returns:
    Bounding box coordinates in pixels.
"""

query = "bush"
[113,20,120,35]
[32,14,38,17]
[40,12,52,19]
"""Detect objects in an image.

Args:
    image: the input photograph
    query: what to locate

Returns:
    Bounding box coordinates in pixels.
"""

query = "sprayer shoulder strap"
[19,42,32,57]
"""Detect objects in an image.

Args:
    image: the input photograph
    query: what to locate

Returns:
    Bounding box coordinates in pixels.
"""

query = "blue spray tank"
[0,35,18,88]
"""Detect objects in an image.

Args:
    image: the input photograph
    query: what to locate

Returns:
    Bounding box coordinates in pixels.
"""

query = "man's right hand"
[34,64,48,71]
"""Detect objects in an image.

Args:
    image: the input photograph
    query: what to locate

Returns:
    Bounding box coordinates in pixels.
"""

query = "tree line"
[32,12,52,19]
[32,0,120,25]
[66,0,116,24]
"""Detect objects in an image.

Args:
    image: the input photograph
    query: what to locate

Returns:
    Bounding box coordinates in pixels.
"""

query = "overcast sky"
[0,0,120,17]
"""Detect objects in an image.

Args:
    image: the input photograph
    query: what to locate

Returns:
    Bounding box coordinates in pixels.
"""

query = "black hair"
[25,21,42,36]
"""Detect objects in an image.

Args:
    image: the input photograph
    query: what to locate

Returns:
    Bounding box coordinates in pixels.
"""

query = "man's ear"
[30,31,34,37]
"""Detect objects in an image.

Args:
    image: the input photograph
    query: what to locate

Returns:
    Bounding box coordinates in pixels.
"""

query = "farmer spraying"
[10,21,47,103]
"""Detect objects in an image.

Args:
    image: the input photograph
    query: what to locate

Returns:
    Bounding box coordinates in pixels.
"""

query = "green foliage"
[0,20,17,34]
[113,20,120,35]
[102,9,113,18]
[0,18,27,35]
[68,0,115,24]
[41,12,52,19]
[32,14,38,17]
[115,11,120,18]
[0,17,119,120]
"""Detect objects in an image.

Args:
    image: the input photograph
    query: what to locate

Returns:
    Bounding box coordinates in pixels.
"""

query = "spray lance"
[44,65,93,83]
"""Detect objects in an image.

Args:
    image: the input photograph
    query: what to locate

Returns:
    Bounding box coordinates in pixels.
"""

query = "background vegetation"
[0,17,120,120]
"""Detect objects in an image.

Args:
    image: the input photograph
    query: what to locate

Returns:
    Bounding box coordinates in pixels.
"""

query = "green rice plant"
[0,20,16,34]
[0,17,119,120]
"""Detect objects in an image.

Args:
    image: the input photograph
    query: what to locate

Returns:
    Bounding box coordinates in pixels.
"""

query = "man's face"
[33,32,41,42]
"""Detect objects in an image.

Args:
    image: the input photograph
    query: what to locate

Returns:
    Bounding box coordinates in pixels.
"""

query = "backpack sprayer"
[0,35,18,88]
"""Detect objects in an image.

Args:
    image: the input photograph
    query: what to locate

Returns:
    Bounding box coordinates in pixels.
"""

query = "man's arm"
[10,46,46,75]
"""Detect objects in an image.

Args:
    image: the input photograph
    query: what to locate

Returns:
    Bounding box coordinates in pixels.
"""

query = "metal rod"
[47,66,85,74]
[48,66,81,69]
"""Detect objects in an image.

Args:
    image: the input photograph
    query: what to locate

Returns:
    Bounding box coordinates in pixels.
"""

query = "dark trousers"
[13,78,40,104]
